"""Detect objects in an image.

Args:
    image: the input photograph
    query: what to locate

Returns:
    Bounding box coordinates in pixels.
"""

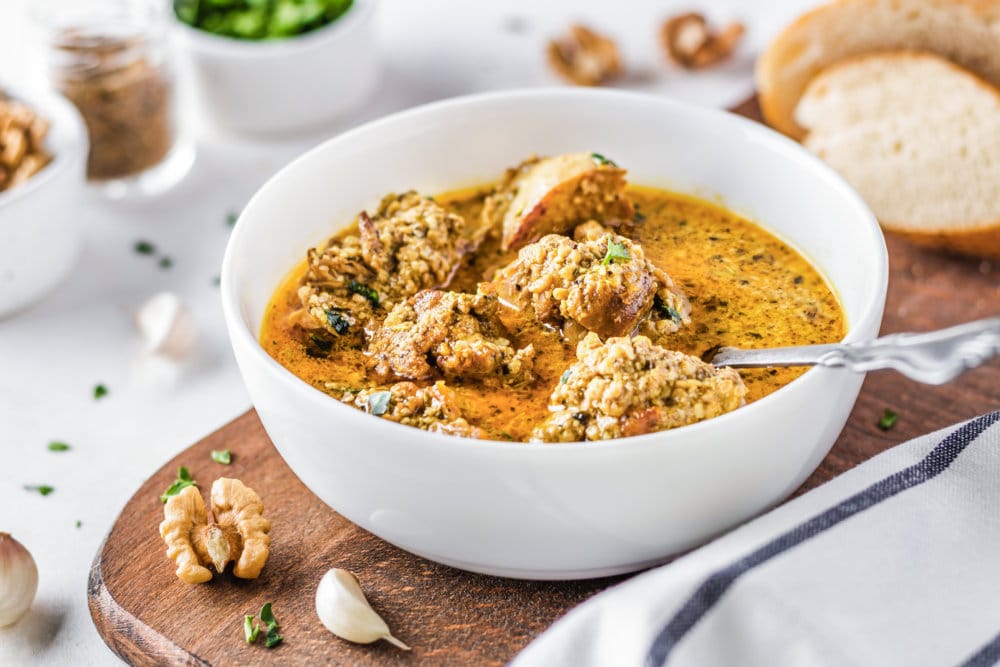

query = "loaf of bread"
[757,0,1000,139]
[795,51,1000,256]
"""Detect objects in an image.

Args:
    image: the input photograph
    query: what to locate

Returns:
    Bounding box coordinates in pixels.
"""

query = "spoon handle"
[711,317,1000,385]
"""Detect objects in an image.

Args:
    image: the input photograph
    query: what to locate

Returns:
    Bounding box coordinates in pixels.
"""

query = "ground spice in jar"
[53,31,173,181]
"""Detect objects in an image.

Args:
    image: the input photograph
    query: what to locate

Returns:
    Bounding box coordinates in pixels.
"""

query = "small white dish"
[173,0,379,135]
[0,85,87,318]
[222,89,888,579]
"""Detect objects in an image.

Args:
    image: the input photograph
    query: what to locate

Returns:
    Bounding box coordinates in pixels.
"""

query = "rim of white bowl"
[172,0,375,56]
[222,87,888,454]
[0,84,87,208]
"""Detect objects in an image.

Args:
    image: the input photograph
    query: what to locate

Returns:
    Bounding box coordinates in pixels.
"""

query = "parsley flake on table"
[160,466,197,503]
[246,602,284,649]
[93,384,109,400]
[159,256,173,270]
[244,614,261,644]
[24,485,54,496]
[75,520,82,529]
[48,441,71,452]
[211,449,232,465]
[226,210,239,227]
[601,236,630,265]
[134,240,156,255]
[878,408,899,431]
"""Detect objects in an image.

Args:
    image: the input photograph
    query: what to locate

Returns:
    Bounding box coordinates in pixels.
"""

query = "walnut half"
[661,13,744,70]
[547,24,623,87]
[159,478,271,584]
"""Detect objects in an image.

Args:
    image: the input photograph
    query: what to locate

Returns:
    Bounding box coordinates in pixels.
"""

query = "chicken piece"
[483,153,634,251]
[296,192,475,340]
[334,381,486,439]
[367,290,535,386]
[533,333,747,442]
[481,232,690,339]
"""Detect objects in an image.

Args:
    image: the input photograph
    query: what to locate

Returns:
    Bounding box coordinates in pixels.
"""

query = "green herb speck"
[325,309,350,335]
[159,256,173,270]
[75,520,82,528]
[601,236,630,265]
[25,485,54,496]
[590,152,617,167]
[48,441,71,452]
[259,602,282,648]
[93,384,109,400]
[878,408,899,431]
[211,449,232,465]
[245,614,261,644]
[348,280,379,306]
[160,466,197,503]
[226,211,239,227]
[134,240,156,255]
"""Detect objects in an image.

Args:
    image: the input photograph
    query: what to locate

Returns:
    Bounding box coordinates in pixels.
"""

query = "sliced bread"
[757,0,1000,139]
[796,51,1000,256]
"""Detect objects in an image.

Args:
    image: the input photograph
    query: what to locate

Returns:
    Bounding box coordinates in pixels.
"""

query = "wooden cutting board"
[88,97,1000,666]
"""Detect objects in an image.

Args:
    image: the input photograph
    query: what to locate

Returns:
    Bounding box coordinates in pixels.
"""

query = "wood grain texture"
[89,97,1000,665]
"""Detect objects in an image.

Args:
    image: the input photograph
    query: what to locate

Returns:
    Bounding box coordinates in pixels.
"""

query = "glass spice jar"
[35,0,193,197]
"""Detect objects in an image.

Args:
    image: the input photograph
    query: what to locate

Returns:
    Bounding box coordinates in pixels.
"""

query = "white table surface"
[0,1,821,663]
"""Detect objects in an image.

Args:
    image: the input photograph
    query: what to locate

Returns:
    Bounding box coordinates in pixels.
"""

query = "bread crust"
[757,0,1000,139]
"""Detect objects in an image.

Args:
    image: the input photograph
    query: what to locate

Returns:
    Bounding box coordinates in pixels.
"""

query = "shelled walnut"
[0,98,52,193]
[159,478,271,584]
[547,24,623,86]
[661,13,744,69]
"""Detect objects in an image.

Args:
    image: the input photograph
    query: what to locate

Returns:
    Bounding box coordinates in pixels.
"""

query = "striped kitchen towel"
[514,410,1000,667]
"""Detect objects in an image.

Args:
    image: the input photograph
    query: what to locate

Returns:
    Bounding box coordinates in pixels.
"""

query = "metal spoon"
[710,317,1000,385]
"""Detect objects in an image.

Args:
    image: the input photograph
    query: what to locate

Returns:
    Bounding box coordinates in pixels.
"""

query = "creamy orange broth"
[261,185,846,442]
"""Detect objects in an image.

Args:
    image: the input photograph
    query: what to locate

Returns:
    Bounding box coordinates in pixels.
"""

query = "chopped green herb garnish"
[348,280,379,306]
[48,441,71,452]
[159,256,173,270]
[245,614,261,644]
[134,240,156,255]
[601,236,630,265]
[212,275,221,286]
[500,432,514,441]
[75,520,82,528]
[211,449,232,465]
[878,408,898,431]
[590,152,617,167]
[160,466,197,503]
[368,391,391,416]
[325,309,350,335]
[654,296,683,323]
[93,384,109,400]
[25,485,54,496]
[560,369,571,384]
[259,602,282,648]
[633,211,647,223]
[174,0,354,41]
[226,211,239,227]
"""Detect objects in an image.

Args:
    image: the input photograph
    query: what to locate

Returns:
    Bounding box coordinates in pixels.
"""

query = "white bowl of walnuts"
[0,84,87,317]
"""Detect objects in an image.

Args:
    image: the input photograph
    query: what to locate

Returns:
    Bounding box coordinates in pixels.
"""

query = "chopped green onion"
[48,441,71,452]
[211,449,232,465]
[878,408,898,431]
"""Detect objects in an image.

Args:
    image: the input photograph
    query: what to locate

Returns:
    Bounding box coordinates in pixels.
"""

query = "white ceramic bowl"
[0,85,87,318]
[222,89,888,579]
[173,0,378,135]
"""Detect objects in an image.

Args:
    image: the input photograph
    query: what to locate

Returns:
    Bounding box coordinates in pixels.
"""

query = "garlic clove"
[315,568,410,650]
[0,532,39,627]
[135,292,197,360]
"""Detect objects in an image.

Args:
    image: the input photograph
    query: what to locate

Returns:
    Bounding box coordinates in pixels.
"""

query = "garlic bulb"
[0,532,38,627]
[135,292,197,360]
[315,568,410,650]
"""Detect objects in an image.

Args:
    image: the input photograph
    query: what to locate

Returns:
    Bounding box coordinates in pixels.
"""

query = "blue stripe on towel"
[645,410,1000,667]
